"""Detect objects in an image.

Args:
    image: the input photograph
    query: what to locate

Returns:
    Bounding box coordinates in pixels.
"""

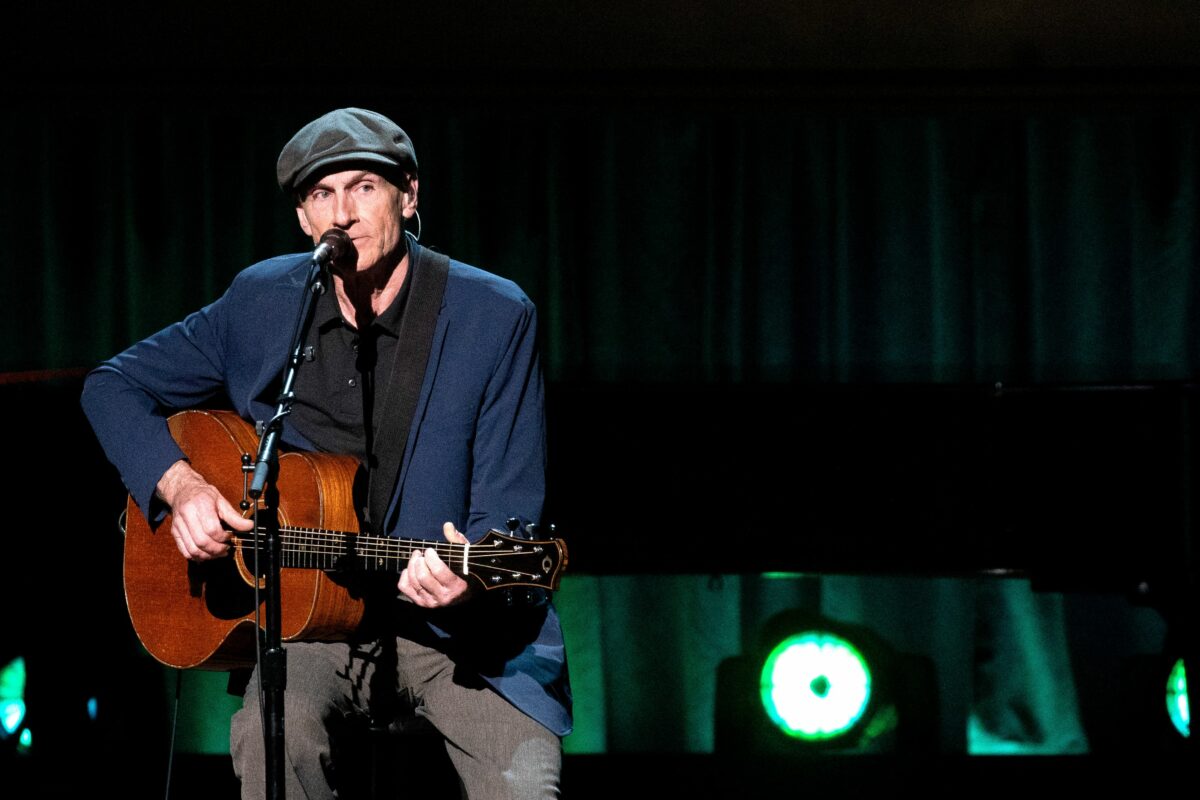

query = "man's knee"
[501,734,562,800]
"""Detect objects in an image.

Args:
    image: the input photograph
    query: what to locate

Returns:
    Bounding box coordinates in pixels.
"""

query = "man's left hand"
[398,522,472,608]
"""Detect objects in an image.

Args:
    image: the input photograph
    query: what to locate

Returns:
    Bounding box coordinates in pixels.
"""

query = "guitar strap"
[364,240,449,535]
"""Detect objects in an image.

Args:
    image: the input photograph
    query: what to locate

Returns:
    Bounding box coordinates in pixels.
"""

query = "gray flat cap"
[277,108,418,193]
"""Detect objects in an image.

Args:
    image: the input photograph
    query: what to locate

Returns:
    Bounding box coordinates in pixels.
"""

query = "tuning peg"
[506,516,521,533]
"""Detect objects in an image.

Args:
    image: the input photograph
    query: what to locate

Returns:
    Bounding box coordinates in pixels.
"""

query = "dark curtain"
[8,99,1190,754]
[8,105,1199,383]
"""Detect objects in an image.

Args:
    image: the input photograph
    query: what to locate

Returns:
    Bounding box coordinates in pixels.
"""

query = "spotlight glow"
[760,632,872,740]
[1167,658,1189,738]
[0,658,25,738]
[0,701,24,736]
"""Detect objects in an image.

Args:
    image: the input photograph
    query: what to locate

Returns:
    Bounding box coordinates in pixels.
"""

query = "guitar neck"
[232,525,567,591]
[237,527,459,573]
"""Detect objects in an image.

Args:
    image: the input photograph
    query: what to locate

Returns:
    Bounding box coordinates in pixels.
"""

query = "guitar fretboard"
[237,527,464,572]
[231,526,563,589]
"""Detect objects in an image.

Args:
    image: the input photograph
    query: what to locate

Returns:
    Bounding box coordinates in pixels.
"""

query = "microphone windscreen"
[319,229,355,267]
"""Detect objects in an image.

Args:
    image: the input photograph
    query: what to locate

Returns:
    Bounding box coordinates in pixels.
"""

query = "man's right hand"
[156,460,254,561]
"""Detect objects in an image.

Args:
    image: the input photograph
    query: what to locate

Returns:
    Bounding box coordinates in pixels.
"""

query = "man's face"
[295,169,418,274]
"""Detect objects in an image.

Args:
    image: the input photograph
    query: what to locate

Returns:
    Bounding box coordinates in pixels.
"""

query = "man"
[82,108,571,798]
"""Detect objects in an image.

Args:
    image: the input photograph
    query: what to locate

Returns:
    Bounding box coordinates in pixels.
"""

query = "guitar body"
[123,410,367,670]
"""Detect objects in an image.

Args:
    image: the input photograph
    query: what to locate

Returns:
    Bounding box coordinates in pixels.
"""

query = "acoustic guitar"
[122,409,568,670]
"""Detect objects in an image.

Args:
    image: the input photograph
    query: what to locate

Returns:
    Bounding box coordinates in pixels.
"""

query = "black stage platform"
[10,752,1198,798]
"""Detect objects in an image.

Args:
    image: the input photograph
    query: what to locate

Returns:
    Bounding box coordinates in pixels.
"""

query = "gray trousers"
[230,637,561,799]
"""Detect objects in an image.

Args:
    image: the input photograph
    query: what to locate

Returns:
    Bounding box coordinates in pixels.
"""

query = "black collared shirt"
[289,272,412,467]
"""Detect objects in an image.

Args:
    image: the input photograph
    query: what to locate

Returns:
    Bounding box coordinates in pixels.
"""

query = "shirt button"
[348,378,357,387]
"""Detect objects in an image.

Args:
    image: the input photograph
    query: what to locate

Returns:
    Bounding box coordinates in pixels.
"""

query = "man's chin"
[337,256,396,281]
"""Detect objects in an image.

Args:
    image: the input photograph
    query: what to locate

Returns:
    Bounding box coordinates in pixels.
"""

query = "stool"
[347,714,462,799]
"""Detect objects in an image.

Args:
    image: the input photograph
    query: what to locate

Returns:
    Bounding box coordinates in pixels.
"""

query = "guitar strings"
[231,528,555,578]
[232,544,542,578]
[235,535,537,559]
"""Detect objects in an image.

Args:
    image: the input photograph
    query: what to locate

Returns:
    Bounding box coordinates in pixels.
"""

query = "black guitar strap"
[364,241,449,535]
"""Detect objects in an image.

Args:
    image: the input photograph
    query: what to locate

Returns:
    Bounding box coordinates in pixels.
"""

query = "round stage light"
[759,631,872,741]
[1166,658,1189,738]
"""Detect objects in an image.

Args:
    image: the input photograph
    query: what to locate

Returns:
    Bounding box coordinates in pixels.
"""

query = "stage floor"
[9,752,1196,798]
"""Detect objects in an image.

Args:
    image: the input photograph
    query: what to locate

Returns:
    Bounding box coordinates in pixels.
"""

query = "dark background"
[6,2,1200,795]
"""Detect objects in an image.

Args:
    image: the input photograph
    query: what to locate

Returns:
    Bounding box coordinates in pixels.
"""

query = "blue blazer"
[81,243,572,736]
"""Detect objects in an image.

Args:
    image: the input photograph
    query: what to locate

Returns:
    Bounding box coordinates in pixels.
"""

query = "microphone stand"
[248,230,345,800]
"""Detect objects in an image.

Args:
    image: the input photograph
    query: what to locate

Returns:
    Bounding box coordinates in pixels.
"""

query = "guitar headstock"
[465,527,568,591]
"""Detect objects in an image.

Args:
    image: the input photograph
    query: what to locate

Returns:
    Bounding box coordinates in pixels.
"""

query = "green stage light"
[717,610,935,756]
[760,632,872,740]
[0,657,25,738]
[0,701,22,737]
[1166,658,1189,738]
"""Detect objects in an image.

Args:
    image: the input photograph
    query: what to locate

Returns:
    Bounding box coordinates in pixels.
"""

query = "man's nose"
[332,192,356,227]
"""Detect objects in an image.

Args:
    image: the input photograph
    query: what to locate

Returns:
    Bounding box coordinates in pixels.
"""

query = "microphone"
[307,229,355,296]
[311,229,354,268]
